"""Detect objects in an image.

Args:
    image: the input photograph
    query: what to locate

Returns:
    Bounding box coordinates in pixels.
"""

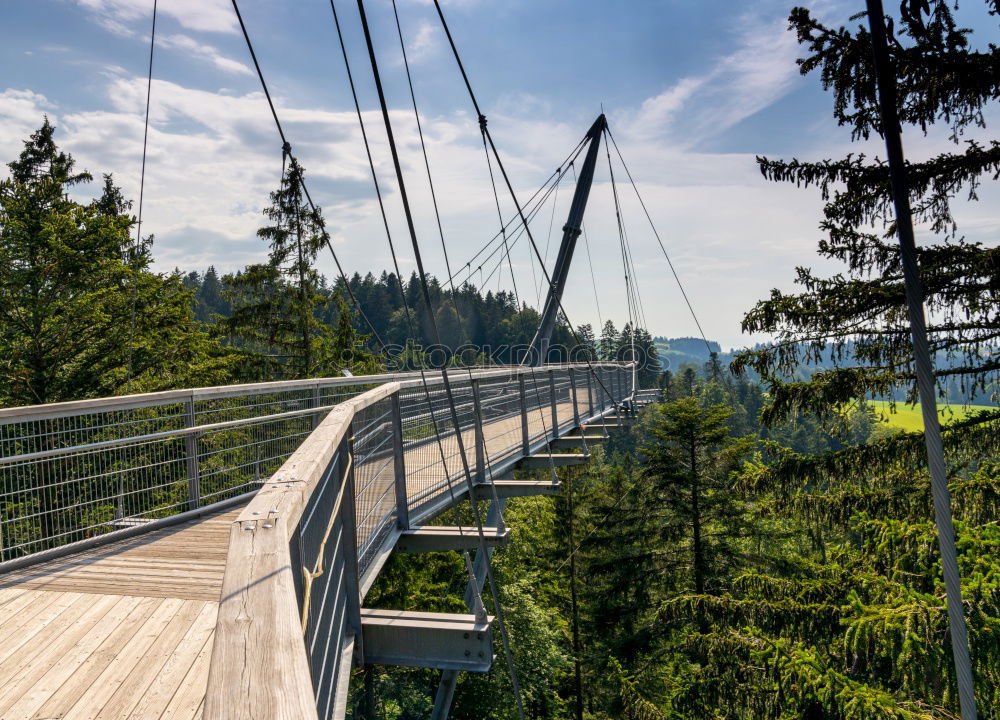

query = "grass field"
[870,400,996,432]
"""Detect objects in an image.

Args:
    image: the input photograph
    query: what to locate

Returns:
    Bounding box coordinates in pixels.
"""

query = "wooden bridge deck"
[0,402,614,719]
[0,508,237,720]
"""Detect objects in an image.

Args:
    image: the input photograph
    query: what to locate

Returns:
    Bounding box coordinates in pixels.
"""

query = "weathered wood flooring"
[0,508,238,720]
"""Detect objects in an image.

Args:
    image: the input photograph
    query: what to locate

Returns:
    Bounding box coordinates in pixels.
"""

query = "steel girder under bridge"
[0,362,657,719]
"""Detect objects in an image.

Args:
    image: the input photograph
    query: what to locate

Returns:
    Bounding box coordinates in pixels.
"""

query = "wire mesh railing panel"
[0,378,384,561]
[351,398,396,575]
[552,371,574,431]
[0,365,629,562]
[295,440,351,720]
[400,379,477,514]
[0,431,190,559]
[477,372,523,469]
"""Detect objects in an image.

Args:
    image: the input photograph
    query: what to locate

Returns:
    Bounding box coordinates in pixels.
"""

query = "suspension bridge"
[0,364,658,719]
[0,0,706,717]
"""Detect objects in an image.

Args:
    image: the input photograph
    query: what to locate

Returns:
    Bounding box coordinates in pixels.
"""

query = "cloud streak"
[72,0,238,36]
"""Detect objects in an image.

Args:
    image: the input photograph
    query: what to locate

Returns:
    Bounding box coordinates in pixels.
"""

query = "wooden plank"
[33,596,162,719]
[0,591,80,665]
[58,598,184,720]
[159,632,215,720]
[0,594,143,719]
[0,596,122,718]
[0,593,121,710]
[124,604,216,719]
[0,586,44,625]
[93,600,209,719]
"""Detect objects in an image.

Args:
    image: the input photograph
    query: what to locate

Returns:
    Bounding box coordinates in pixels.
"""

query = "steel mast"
[525,113,606,365]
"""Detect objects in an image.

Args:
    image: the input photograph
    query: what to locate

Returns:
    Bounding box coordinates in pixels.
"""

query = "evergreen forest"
[1,1,999,718]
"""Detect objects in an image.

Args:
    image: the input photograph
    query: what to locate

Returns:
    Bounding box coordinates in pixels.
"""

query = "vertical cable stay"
[327,0,474,543]
[462,154,583,293]
[229,0,388,353]
[124,0,158,393]
[604,126,712,358]
[538,163,562,305]
[389,0,523,537]
[605,137,640,392]
[482,129,522,307]
[430,0,622,408]
[352,1,526,714]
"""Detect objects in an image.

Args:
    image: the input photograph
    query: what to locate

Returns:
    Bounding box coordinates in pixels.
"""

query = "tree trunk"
[690,434,706,632]
[295,215,310,379]
[567,473,584,720]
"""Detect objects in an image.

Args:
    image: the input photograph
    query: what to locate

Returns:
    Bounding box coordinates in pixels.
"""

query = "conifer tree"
[0,119,228,406]
[733,0,1000,448]
[599,319,620,361]
[220,158,375,379]
[714,3,1000,715]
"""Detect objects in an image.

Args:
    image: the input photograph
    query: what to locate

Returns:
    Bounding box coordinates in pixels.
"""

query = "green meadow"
[869,400,996,432]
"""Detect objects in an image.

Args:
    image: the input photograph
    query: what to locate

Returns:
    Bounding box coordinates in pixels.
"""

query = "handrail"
[203,362,633,718]
[206,385,387,719]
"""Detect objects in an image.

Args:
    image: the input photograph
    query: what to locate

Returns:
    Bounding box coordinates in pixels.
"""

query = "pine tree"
[220,158,375,380]
[733,1,1000,448]
[574,323,598,361]
[599,320,620,361]
[0,119,228,406]
[642,397,754,628]
[714,4,1000,714]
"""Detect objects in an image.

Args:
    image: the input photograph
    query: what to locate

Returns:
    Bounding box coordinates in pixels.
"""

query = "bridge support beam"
[360,609,494,672]
[431,498,506,719]
[483,480,561,498]
[519,453,588,470]
[396,526,509,553]
[550,435,605,450]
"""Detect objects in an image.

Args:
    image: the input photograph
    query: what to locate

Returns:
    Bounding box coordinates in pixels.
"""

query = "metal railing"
[0,364,630,564]
[203,362,632,720]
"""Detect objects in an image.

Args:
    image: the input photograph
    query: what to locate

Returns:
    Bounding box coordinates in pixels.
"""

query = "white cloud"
[406,20,438,62]
[0,73,829,349]
[623,8,801,146]
[72,0,237,36]
[8,0,997,350]
[158,34,252,76]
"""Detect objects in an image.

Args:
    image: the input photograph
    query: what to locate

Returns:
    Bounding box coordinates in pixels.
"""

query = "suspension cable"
[453,155,581,292]
[430,0,621,407]
[229,0,388,353]
[389,0,522,536]
[606,139,638,389]
[538,161,562,305]
[448,135,589,290]
[353,3,526,712]
[605,125,712,356]
[482,126,521,307]
[326,0,472,542]
[124,0,158,393]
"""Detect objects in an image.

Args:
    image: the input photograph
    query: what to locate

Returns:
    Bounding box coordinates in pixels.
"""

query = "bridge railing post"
[549,370,558,439]
[570,368,580,426]
[184,396,201,511]
[586,368,594,417]
[390,391,409,531]
[471,380,486,484]
[341,424,364,656]
[311,383,322,429]
[518,374,529,454]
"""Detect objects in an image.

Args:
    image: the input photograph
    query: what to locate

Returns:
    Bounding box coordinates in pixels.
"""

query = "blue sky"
[3,0,1000,349]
